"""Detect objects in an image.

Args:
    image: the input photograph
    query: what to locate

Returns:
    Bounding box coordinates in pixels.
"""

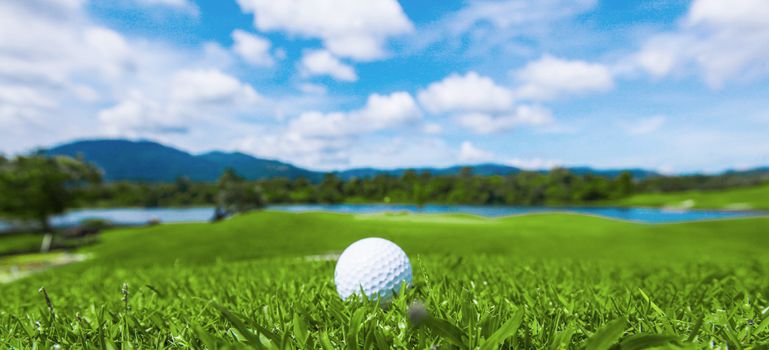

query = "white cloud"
[632,0,769,87]
[0,85,56,128]
[236,0,413,61]
[290,92,420,137]
[418,71,559,134]
[444,0,596,34]
[99,69,262,136]
[458,141,495,163]
[513,55,614,100]
[0,5,134,88]
[0,2,158,149]
[170,69,261,105]
[417,72,514,114]
[414,0,597,57]
[456,105,554,134]
[237,92,421,169]
[505,158,560,170]
[422,123,443,135]
[98,93,183,135]
[231,30,273,67]
[300,50,357,82]
[297,83,327,95]
[236,128,356,168]
[621,115,666,135]
[0,1,293,154]
[347,137,456,170]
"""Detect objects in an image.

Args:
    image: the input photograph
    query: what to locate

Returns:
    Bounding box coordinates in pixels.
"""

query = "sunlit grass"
[615,182,769,210]
[1,211,768,348]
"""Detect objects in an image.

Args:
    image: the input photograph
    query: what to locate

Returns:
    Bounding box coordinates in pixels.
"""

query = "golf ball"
[334,237,412,300]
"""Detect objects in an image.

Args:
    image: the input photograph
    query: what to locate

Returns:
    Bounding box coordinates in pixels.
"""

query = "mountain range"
[46,139,661,182]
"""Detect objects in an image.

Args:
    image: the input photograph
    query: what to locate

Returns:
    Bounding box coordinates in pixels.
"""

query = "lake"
[0,204,763,232]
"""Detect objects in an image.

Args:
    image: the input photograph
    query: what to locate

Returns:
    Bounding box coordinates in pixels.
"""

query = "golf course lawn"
[614,182,769,210]
[1,211,768,348]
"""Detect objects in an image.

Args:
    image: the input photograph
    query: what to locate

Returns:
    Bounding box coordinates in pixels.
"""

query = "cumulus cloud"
[443,0,596,34]
[236,92,421,169]
[422,123,443,135]
[231,30,273,67]
[300,50,358,82]
[99,69,262,136]
[417,71,558,134]
[297,83,327,95]
[236,0,413,61]
[347,137,456,170]
[513,55,614,100]
[98,93,181,135]
[455,106,554,134]
[506,158,560,170]
[0,4,134,89]
[414,0,597,56]
[170,69,261,105]
[417,72,514,114]
[290,92,420,137]
[0,1,287,153]
[236,128,356,168]
[621,115,666,135]
[458,141,495,163]
[0,1,158,149]
[632,0,769,87]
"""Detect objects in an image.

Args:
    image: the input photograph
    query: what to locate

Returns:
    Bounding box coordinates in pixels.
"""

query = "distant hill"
[337,164,658,180]
[336,164,522,179]
[46,139,317,182]
[45,139,663,182]
[565,167,659,179]
[198,151,318,181]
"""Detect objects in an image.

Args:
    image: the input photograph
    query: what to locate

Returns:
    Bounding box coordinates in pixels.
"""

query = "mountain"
[336,163,523,179]
[337,164,659,180]
[45,139,662,182]
[197,151,319,181]
[563,167,660,179]
[46,139,318,182]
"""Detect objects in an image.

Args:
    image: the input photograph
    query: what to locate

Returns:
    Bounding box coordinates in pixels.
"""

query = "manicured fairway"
[615,183,769,210]
[1,211,768,348]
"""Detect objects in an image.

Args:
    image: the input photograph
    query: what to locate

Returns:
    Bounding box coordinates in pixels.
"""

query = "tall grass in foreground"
[1,212,768,348]
[2,256,768,348]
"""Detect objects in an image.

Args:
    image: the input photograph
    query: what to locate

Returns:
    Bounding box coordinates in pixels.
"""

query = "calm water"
[0,204,763,232]
[269,204,763,223]
[0,204,756,231]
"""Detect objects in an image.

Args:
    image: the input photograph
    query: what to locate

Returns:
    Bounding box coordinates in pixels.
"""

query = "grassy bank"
[1,211,768,348]
[613,182,769,210]
[0,233,43,256]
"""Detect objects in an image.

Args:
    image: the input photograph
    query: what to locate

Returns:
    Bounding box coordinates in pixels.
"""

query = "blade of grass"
[214,303,265,349]
[620,334,679,350]
[480,308,524,350]
[423,316,468,349]
[585,318,627,350]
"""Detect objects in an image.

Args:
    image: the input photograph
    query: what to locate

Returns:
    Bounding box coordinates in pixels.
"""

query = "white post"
[40,233,53,253]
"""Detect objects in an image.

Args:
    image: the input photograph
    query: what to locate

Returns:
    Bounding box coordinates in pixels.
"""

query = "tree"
[215,168,265,216]
[318,173,343,203]
[0,154,101,233]
[615,171,634,197]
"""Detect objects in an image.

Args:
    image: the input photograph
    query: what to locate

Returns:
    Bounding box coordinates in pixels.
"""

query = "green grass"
[615,183,769,210]
[0,233,43,256]
[1,211,769,348]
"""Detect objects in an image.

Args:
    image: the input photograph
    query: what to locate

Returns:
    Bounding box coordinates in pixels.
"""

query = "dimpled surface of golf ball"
[334,237,412,300]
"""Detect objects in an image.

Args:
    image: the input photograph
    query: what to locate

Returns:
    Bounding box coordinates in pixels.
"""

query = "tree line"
[2,154,767,233]
[78,167,638,208]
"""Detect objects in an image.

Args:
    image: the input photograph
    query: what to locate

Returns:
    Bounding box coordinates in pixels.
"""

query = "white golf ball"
[334,237,412,300]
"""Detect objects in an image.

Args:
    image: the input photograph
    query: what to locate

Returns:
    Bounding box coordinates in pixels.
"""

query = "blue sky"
[1,0,768,173]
